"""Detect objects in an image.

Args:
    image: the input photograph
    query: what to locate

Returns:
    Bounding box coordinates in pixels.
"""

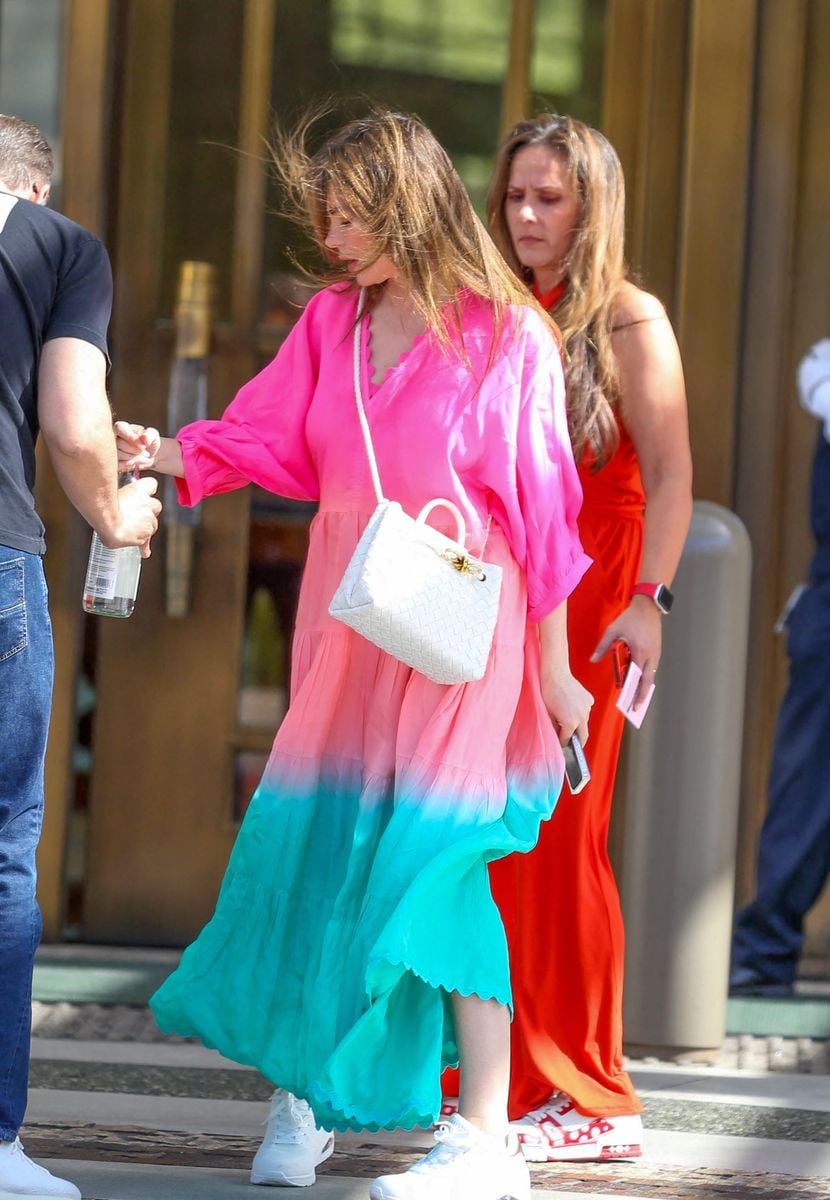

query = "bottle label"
[87,554,118,600]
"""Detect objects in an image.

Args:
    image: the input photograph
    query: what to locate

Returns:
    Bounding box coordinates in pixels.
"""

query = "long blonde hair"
[488,114,627,465]
[271,107,555,359]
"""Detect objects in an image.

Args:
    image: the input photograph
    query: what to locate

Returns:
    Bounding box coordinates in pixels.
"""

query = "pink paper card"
[616,660,655,729]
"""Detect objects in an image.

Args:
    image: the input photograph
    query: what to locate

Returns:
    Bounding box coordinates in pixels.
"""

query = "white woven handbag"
[328,291,502,684]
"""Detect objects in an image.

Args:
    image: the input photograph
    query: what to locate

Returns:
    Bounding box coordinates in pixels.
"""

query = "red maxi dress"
[493,425,645,1120]
[444,288,645,1120]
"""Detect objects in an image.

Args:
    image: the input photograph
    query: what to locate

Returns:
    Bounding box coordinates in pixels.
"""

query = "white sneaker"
[0,1138,81,1198]
[250,1089,334,1187]
[512,1091,643,1162]
[369,1113,530,1200]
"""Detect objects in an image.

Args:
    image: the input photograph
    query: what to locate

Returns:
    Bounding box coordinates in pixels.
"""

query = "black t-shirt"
[0,190,112,554]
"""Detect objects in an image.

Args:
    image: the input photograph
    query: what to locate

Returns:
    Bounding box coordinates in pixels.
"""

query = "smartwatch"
[632,581,674,614]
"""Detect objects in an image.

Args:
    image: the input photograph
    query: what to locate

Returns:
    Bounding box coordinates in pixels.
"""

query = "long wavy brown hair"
[271,106,555,360]
[488,114,627,466]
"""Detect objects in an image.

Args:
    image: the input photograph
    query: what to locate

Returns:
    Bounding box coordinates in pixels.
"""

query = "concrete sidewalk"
[21,1033,830,1199]
[23,951,830,1197]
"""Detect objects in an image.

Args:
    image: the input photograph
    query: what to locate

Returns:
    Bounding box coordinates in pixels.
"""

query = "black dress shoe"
[729,974,795,998]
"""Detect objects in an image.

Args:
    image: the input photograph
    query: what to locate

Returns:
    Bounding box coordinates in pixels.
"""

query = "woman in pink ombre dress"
[116,111,592,1200]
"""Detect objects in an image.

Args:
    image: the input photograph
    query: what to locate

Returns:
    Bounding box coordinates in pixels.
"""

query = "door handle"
[164,261,215,617]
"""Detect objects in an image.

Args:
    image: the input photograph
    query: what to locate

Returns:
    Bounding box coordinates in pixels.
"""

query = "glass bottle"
[82,472,142,618]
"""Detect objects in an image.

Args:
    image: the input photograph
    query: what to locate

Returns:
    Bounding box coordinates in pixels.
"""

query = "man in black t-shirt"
[0,115,161,1200]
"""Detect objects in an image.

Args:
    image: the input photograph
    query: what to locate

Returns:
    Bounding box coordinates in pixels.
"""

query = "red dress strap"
[532,278,568,310]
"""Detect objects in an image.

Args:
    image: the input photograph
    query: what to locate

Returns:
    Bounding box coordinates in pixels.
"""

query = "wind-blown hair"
[0,114,53,191]
[271,107,553,357]
[488,114,627,465]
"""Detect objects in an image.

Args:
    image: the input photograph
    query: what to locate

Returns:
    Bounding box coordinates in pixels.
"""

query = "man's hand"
[99,475,161,558]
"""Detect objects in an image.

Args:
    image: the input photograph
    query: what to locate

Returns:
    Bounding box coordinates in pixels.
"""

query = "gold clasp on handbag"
[440,548,486,581]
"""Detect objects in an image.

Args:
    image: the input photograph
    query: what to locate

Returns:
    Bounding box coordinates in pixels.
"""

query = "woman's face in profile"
[504,144,581,286]
[324,188,399,289]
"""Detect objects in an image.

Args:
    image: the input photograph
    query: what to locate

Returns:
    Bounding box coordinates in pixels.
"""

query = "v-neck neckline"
[360,298,428,398]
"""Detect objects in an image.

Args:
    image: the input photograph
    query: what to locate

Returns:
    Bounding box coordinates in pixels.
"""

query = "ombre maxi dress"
[150,284,591,1134]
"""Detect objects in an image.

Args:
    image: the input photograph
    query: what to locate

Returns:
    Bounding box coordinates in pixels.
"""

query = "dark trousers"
[731,584,830,986]
[0,546,53,1139]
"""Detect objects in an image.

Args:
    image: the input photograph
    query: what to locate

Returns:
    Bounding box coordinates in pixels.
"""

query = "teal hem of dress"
[151,956,479,1134]
[149,755,562,1134]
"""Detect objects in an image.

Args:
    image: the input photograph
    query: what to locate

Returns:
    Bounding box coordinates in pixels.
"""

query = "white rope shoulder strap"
[352,288,385,506]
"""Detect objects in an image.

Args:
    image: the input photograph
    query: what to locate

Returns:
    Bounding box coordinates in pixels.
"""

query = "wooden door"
[83,0,280,943]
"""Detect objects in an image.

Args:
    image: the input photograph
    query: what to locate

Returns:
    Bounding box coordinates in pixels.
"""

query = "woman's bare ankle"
[457,1109,509,1141]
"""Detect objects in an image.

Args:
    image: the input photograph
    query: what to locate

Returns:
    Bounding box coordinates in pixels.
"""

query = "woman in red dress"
[444,114,693,1162]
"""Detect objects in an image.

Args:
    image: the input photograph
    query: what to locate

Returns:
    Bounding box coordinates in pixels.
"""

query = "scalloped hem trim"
[369,954,511,1013]
[151,949,505,1134]
[150,1015,454,1134]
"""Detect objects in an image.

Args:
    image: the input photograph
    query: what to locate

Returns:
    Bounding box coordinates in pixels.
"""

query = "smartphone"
[563,732,591,795]
[615,660,656,729]
[611,639,631,689]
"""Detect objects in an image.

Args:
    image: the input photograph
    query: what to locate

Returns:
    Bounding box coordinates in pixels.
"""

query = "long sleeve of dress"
[487,310,591,621]
[174,291,325,507]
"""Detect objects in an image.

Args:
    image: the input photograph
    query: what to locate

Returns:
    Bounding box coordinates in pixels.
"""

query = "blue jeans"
[731,583,830,987]
[0,545,53,1139]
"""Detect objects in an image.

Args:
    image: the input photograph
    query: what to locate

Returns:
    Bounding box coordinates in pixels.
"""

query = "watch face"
[655,584,674,614]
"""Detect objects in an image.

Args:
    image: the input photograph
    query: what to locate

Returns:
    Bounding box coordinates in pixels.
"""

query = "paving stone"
[29,1060,272,1103]
[799,1036,829,1074]
[31,1002,194,1044]
[768,1035,796,1073]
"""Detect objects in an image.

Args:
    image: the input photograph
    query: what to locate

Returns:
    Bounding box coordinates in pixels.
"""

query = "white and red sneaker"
[512,1091,643,1163]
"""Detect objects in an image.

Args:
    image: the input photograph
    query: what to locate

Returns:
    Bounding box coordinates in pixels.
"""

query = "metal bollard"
[619,501,752,1054]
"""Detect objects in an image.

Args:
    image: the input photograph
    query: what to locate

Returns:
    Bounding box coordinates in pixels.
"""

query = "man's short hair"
[0,114,53,190]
